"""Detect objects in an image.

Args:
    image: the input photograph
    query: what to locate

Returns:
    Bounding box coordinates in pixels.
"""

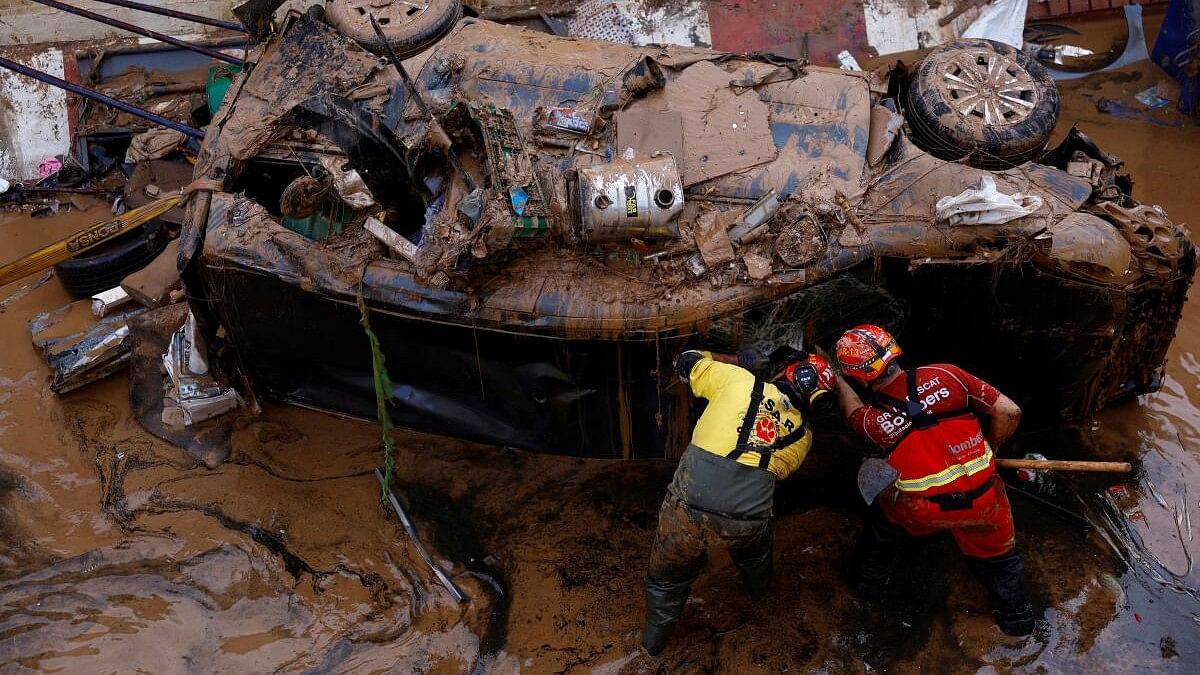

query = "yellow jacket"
[687,353,811,480]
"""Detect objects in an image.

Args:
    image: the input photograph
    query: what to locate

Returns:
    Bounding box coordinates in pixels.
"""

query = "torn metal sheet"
[162,318,242,426]
[30,300,146,394]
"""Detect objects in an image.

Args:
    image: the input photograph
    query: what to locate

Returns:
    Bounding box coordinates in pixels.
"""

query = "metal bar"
[28,0,243,65]
[369,13,477,191]
[87,0,246,32]
[74,35,247,61]
[375,469,468,603]
[0,55,205,138]
[11,186,109,194]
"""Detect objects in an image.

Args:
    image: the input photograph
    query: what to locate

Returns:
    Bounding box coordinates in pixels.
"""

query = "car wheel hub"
[343,0,430,26]
[937,50,1038,126]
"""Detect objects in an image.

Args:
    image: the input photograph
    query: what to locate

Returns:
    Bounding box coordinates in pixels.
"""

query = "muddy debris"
[2,3,1200,674]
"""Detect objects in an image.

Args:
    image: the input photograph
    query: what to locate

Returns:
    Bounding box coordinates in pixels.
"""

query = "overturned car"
[173,10,1194,459]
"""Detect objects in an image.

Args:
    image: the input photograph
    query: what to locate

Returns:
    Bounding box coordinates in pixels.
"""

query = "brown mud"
[4,11,1200,675]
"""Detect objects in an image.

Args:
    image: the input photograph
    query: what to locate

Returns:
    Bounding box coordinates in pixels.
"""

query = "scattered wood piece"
[121,240,181,308]
[92,286,133,317]
[364,216,420,263]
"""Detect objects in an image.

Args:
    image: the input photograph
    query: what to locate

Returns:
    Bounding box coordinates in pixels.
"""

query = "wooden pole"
[996,458,1132,473]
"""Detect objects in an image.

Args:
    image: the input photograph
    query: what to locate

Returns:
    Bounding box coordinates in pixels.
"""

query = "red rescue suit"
[849,364,1014,558]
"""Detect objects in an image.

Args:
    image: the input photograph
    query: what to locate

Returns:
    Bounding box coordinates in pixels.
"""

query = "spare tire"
[54,222,172,297]
[904,39,1059,168]
[325,0,462,58]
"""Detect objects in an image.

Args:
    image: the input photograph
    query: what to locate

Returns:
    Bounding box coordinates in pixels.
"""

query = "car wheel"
[325,0,462,58]
[904,38,1059,168]
[53,222,172,297]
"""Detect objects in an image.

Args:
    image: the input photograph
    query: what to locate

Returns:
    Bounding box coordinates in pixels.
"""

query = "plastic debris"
[961,0,1027,48]
[509,185,529,216]
[37,157,63,179]
[935,176,1043,225]
[30,300,145,394]
[91,287,133,318]
[837,50,862,71]
[1051,45,1095,64]
[457,187,486,223]
[0,177,9,194]
[1135,85,1171,109]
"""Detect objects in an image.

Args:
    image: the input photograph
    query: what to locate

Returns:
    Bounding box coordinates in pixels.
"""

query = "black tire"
[904,39,1059,169]
[54,222,172,297]
[325,0,462,58]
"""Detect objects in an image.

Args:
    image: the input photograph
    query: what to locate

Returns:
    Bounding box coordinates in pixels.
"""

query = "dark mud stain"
[1080,70,1143,90]
[395,478,510,658]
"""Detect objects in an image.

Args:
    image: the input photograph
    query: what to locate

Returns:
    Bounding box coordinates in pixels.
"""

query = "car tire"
[325,0,462,58]
[54,222,172,297]
[904,38,1059,169]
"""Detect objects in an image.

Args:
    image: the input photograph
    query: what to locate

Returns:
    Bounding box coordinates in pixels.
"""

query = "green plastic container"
[206,64,243,118]
[282,200,353,241]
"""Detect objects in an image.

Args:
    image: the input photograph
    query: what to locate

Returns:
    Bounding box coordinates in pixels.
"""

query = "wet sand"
[4,11,1200,674]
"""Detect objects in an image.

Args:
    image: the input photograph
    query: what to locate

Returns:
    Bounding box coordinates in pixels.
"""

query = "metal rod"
[12,186,109,194]
[369,13,477,191]
[28,0,243,65]
[375,469,468,603]
[1005,482,1093,529]
[87,0,246,32]
[0,55,205,138]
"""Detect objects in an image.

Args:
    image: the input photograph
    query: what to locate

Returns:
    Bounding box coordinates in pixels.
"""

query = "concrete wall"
[0,46,71,181]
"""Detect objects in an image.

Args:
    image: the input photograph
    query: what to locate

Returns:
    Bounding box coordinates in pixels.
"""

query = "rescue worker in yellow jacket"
[641,348,836,656]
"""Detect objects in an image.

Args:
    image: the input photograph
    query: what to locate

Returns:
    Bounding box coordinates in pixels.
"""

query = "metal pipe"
[0,55,205,138]
[86,0,246,33]
[28,0,244,66]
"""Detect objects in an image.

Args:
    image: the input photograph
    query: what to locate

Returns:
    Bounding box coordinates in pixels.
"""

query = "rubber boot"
[967,550,1035,637]
[854,512,908,602]
[730,524,773,602]
[642,574,694,655]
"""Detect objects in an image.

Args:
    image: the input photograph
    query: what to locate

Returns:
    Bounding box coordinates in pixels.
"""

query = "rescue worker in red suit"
[832,324,1034,636]
[641,348,837,656]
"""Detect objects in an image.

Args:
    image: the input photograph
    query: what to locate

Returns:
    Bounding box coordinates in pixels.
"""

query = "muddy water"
[5,18,1200,675]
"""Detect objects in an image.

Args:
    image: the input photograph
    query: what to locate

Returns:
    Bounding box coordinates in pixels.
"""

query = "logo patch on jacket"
[754,416,777,444]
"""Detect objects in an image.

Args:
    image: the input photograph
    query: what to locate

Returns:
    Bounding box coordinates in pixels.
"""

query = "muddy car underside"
[178,12,1195,459]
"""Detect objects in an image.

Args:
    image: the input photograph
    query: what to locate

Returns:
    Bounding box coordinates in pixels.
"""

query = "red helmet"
[778,352,837,408]
[835,325,902,382]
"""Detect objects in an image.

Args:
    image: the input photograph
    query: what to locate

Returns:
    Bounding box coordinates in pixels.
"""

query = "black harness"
[725,380,809,470]
[868,368,975,450]
[872,367,995,510]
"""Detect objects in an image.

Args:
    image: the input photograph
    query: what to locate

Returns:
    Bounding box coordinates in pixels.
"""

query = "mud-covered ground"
[4,13,1200,675]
